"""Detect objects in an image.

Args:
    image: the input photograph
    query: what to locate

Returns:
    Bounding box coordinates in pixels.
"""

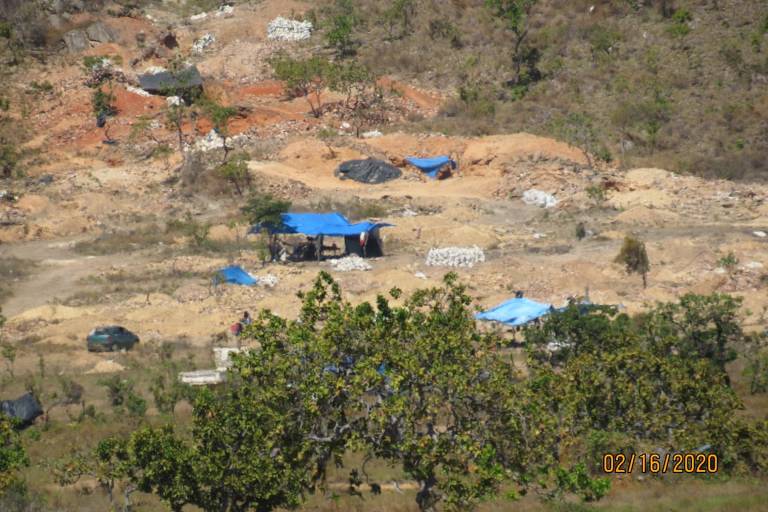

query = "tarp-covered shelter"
[476,297,553,327]
[138,65,204,100]
[250,212,392,258]
[213,266,258,286]
[1,393,42,428]
[406,156,457,179]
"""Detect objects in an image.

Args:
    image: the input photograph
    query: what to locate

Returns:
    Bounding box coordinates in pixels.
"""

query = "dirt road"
[1,239,117,318]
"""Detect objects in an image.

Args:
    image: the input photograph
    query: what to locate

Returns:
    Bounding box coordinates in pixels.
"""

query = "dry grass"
[0,257,37,302]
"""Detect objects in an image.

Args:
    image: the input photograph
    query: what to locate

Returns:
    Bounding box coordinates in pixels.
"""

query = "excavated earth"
[2,1,768,380]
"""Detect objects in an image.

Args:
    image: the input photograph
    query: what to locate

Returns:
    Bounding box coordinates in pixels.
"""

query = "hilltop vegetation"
[304,0,768,180]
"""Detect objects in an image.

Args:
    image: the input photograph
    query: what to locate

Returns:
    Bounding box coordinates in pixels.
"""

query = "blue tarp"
[406,156,457,178]
[214,266,258,286]
[250,212,392,237]
[476,297,553,327]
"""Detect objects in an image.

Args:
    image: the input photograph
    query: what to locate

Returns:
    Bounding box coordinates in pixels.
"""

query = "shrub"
[615,235,650,287]
[744,351,768,394]
[718,251,739,272]
[575,222,586,240]
[668,8,692,37]
[98,376,146,418]
[216,152,250,195]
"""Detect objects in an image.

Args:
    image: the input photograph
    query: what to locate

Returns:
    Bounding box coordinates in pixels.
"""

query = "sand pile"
[86,359,126,374]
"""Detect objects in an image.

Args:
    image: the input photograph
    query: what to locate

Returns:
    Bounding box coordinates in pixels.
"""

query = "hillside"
[0,1,767,512]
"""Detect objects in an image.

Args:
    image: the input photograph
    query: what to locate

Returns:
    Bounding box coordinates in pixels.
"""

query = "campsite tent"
[250,212,392,258]
[475,297,553,327]
[214,266,258,286]
[406,156,457,179]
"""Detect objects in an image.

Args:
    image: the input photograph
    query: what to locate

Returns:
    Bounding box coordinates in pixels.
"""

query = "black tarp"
[1,393,42,428]
[336,158,402,184]
[138,65,204,98]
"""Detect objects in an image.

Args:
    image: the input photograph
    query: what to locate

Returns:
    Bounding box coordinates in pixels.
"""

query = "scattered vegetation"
[42,275,768,512]
[0,257,36,301]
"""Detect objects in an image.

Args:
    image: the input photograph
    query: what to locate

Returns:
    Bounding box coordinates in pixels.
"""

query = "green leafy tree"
[485,0,538,85]
[637,293,746,373]
[99,376,147,419]
[552,112,610,169]
[615,235,650,288]
[160,56,204,165]
[149,343,197,416]
[239,273,606,510]
[324,0,358,57]
[216,152,250,195]
[270,55,330,117]
[199,97,238,163]
[745,350,768,394]
[241,193,291,262]
[54,437,138,511]
[327,61,386,137]
[110,273,613,511]
[384,0,417,39]
[524,298,768,474]
[0,417,28,495]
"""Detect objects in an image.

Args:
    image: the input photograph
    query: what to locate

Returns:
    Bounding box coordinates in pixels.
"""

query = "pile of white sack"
[426,246,486,268]
[522,189,558,208]
[192,33,215,54]
[330,255,372,272]
[267,17,313,41]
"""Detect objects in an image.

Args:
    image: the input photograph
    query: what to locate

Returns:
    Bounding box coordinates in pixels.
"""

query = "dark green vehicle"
[86,326,139,352]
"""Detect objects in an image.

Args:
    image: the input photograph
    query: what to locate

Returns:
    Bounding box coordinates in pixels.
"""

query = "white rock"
[144,66,166,75]
[330,255,372,272]
[414,271,427,279]
[362,130,383,138]
[426,246,485,268]
[257,274,279,287]
[753,231,767,238]
[216,5,234,17]
[194,129,225,152]
[744,261,764,269]
[267,16,313,41]
[190,12,208,22]
[340,122,351,130]
[126,84,151,97]
[522,189,558,208]
[192,33,215,54]
[166,96,184,107]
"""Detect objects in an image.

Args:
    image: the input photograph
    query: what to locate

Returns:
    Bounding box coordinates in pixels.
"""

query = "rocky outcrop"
[62,29,89,52]
[85,21,116,43]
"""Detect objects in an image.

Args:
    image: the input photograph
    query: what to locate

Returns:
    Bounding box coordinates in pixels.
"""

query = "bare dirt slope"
[0,0,766,386]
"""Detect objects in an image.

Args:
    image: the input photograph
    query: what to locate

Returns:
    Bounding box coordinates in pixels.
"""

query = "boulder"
[86,21,116,43]
[62,29,90,52]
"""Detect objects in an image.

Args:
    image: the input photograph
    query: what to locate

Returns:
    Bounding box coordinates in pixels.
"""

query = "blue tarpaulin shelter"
[476,297,553,326]
[406,156,457,178]
[250,212,391,237]
[214,266,258,286]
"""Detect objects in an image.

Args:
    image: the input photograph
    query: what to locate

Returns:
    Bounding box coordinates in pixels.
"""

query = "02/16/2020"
[602,453,718,474]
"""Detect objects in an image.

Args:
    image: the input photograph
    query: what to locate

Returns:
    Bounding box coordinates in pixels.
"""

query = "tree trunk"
[416,476,439,512]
